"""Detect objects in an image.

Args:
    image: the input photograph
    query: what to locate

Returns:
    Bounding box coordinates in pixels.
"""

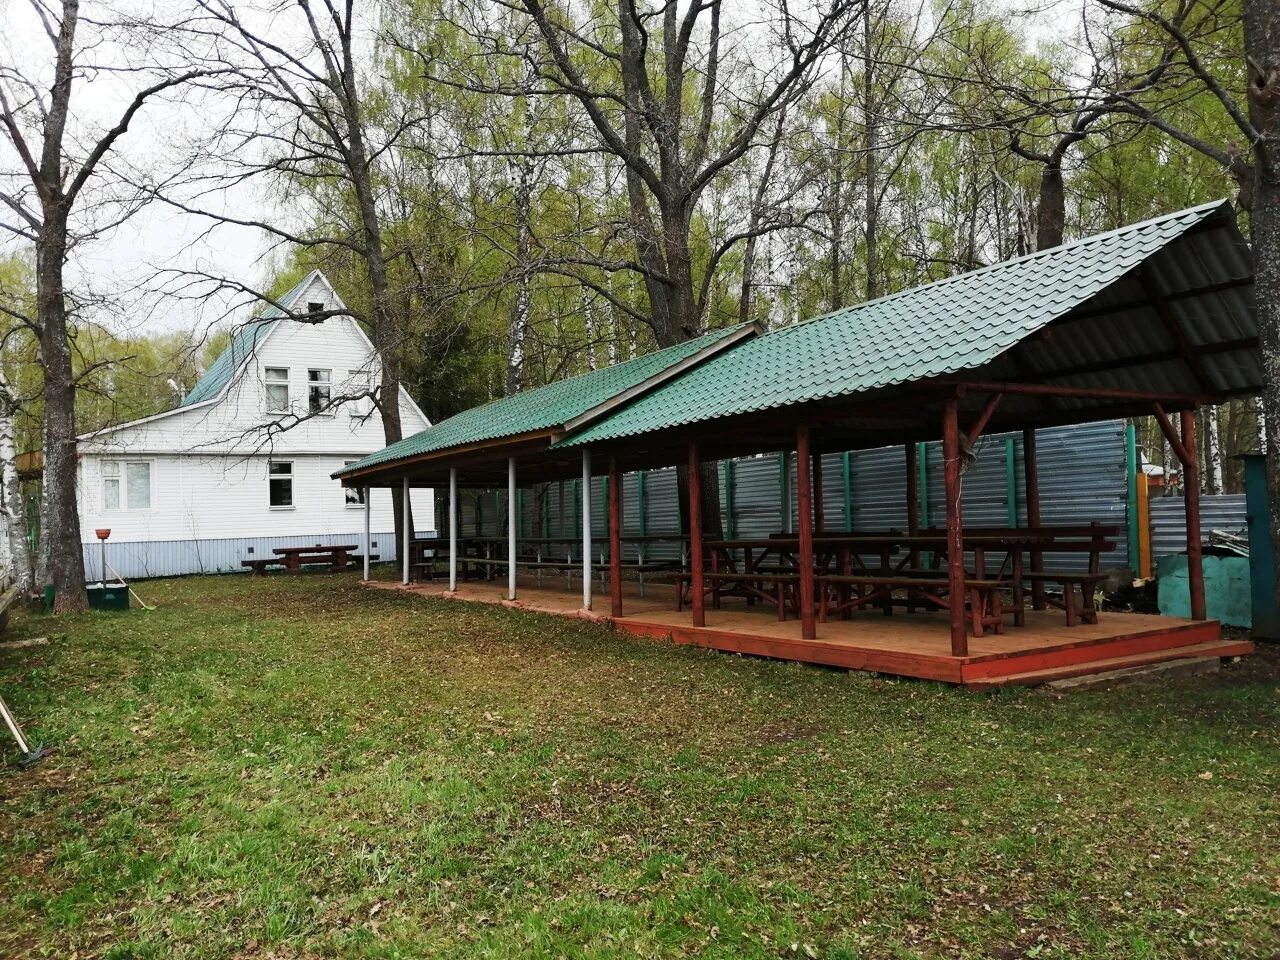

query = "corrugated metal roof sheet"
[335,324,752,477]
[557,200,1251,448]
[179,272,320,407]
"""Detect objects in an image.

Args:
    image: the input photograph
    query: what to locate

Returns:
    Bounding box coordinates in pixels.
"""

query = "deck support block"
[796,424,817,641]
[943,399,968,656]
[688,441,705,628]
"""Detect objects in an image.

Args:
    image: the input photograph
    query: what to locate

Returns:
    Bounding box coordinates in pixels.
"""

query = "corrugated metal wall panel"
[83,528,435,580]
[732,455,785,540]
[430,421,1131,574]
[1149,494,1248,558]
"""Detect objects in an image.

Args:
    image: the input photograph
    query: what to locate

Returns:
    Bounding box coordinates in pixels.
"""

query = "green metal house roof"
[556,201,1235,448]
[335,324,753,477]
[179,273,319,407]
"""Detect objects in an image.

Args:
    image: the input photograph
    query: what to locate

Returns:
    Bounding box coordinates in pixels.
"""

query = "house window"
[265,367,290,412]
[102,460,151,510]
[347,369,372,417]
[307,301,325,317]
[308,369,331,414]
[269,461,293,508]
[344,461,364,506]
[102,461,120,510]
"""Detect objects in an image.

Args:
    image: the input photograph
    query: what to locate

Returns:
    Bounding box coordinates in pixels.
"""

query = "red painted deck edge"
[959,621,1225,679]
[963,639,1256,689]
[614,618,968,683]
[615,616,1238,688]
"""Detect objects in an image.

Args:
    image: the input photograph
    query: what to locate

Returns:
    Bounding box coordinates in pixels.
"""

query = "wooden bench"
[241,558,285,576]
[1022,572,1107,626]
[816,574,1009,635]
[676,572,797,621]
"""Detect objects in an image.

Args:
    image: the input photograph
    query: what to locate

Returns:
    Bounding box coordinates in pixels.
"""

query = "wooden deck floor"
[371,574,1253,688]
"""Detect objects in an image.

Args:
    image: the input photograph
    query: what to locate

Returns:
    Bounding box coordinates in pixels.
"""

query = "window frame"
[268,459,295,510]
[101,459,152,511]
[264,366,290,414]
[343,461,365,508]
[307,368,333,416]
[346,368,372,418]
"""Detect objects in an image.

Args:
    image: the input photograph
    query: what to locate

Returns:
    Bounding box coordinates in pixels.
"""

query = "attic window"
[307,301,325,318]
[308,369,332,414]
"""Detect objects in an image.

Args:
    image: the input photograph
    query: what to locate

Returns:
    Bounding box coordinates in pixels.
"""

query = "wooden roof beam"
[1138,267,1214,393]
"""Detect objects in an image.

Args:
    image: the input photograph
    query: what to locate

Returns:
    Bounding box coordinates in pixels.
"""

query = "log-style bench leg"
[1082,582,1099,624]
[1063,582,1078,627]
[1011,550,1026,628]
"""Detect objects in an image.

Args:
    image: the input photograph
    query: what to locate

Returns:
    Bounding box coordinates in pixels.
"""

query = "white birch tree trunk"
[0,367,33,593]
[1205,406,1224,493]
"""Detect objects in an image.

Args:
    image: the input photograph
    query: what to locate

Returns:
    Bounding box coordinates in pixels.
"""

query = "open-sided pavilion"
[336,201,1262,687]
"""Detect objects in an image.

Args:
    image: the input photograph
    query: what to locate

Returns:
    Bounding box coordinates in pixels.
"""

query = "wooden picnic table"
[697,528,1116,631]
[271,544,359,573]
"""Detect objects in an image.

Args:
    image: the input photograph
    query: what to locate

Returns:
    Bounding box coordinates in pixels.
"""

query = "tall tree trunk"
[507,161,533,396]
[1204,407,1224,493]
[862,10,880,300]
[36,218,87,611]
[0,366,32,594]
[1035,161,1067,250]
[345,95,412,544]
[1243,0,1280,596]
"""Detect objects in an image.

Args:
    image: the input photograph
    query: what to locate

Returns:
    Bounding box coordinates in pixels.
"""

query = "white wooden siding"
[75,272,434,559]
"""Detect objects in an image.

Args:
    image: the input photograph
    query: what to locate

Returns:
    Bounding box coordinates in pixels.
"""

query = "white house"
[76,271,434,579]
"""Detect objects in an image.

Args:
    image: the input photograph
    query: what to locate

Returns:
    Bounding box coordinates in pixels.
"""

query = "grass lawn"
[0,573,1277,959]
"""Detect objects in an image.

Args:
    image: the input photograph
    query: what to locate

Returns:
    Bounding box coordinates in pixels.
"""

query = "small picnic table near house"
[242,544,369,575]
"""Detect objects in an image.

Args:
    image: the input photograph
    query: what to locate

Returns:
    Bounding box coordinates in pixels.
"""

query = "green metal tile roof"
[179,272,318,407]
[335,324,751,476]
[556,201,1229,448]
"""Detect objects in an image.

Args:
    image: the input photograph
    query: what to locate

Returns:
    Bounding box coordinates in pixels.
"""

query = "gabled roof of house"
[334,323,758,479]
[179,272,321,407]
[555,199,1256,449]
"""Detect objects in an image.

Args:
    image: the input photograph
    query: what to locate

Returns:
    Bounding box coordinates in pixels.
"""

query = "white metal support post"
[401,477,411,585]
[507,458,517,601]
[362,487,371,580]
[449,468,458,592]
[582,449,592,610]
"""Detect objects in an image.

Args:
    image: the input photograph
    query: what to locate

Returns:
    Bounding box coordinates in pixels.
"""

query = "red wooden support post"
[609,455,623,619]
[1023,427,1045,610]
[1180,408,1207,619]
[688,441,706,628]
[943,400,968,657]
[796,424,818,641]
[812,450,824,534]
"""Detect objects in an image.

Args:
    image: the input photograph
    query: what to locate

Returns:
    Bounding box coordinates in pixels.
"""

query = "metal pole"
[508,457,517,601]
[449,468,458,592]
[363,487,371,581]
[582,449,592,610]
[402,477,410,585]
